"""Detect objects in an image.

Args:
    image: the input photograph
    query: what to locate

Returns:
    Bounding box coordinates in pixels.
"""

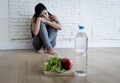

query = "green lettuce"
[44,57,66,73]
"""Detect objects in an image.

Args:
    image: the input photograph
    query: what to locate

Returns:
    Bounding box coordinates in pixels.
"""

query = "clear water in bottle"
[75,26,88,53]
[75,52,88,76]
[74,26,88,76]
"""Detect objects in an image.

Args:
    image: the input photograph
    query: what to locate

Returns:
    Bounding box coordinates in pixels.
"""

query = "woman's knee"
[40,22,47,33]
[40,22,46,28]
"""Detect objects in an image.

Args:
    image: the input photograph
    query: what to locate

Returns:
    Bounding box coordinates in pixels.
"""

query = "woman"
[31,3,62,55]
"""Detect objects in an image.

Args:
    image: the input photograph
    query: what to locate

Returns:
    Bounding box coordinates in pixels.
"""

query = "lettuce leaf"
[44,57,66,73]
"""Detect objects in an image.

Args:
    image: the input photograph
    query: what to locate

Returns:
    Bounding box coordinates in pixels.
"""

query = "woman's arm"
[42,15,62,30]
[31,17,41,36]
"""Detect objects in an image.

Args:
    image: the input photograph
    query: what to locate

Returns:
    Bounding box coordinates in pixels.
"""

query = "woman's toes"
[48,51,57,55]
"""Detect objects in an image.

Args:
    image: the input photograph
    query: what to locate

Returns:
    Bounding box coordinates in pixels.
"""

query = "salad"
[44,57,73,73]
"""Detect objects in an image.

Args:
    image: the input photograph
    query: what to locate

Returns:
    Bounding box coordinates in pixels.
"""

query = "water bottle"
[74,25,88,76]
[75,26,88,53]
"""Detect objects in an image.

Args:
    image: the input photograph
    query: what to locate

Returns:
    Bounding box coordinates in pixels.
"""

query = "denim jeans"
[32,22,58,50]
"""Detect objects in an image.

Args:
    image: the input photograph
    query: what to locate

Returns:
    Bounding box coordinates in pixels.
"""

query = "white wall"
[0,0,120,49]
[0,0,10,49]
[87,0,120,47]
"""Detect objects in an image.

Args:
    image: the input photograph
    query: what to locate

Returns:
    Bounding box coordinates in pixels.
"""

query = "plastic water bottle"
[74,26,88,76]
[75,26,88,53]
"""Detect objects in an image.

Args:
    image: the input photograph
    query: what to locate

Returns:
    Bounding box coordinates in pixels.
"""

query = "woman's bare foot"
[47,48,57,55]
[38,47,45,54]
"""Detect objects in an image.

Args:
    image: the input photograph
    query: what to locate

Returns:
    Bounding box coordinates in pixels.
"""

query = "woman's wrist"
[45,20,50,24]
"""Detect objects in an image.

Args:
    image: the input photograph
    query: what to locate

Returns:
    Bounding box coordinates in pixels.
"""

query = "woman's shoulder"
[31,17,39,24]
[32,17,41,22]
[50,15,57,19]
[31,17,35,23]
[50,15,58,21]
[32,17,37,21]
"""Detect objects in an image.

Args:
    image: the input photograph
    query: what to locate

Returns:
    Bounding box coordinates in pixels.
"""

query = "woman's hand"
[44,15,62,30]
[41,17,47,23]
[36,17,47,23]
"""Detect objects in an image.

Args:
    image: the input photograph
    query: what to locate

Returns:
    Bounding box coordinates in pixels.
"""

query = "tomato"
[61,58,73,70]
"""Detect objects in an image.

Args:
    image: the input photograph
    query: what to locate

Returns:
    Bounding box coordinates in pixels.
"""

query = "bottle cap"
[79,26,84,29]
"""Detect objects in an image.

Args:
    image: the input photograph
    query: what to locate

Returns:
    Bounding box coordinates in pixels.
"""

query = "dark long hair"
[33,3,52,22]
[33,3,47,17]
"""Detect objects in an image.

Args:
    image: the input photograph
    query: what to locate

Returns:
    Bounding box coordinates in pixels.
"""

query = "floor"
[0,48,120,83]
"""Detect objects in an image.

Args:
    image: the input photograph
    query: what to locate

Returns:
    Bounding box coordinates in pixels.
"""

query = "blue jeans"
[32,22,58,50]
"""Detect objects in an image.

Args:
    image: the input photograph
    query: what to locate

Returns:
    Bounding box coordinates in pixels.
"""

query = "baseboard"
[0,43,120,50]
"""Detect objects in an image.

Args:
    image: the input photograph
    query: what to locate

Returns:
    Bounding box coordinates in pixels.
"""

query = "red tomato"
[61,58,73,70]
